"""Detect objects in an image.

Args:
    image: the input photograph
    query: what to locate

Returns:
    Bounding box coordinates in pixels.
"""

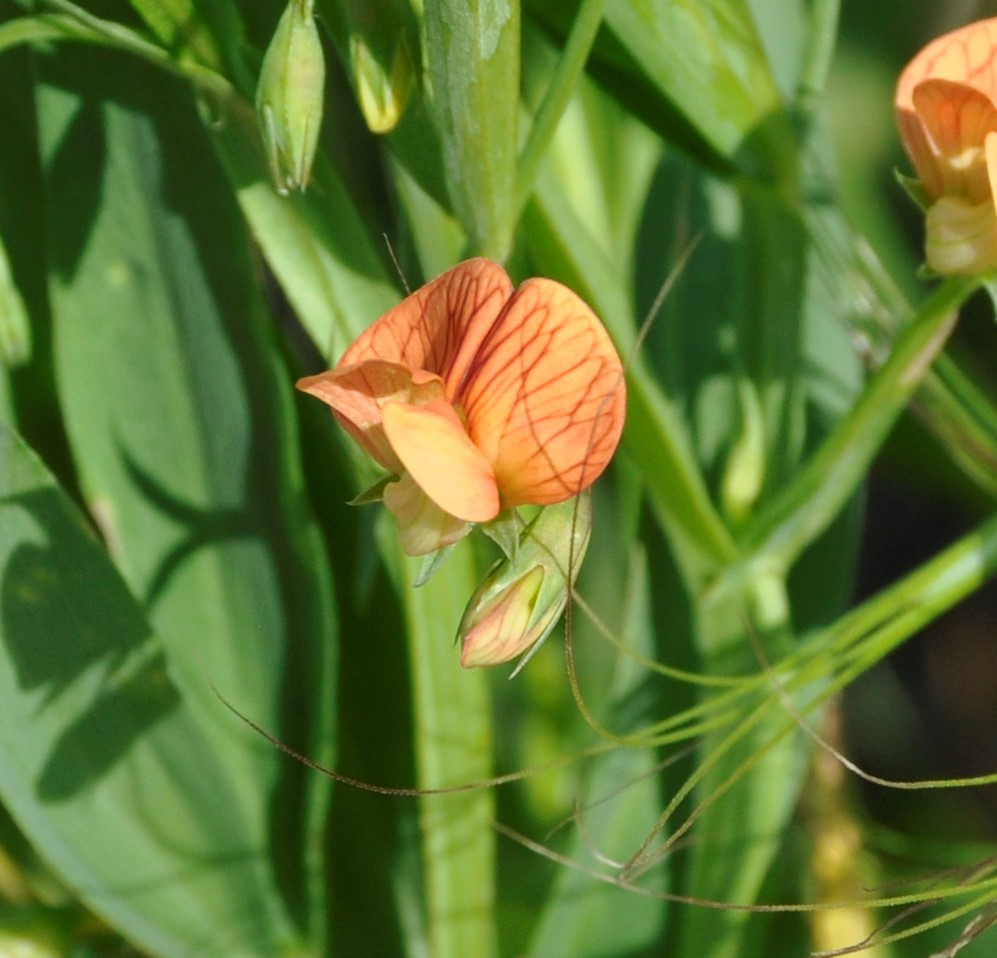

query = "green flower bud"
[339,0,417,134]
[458,494,592,670]
[350,31,414,134]
[0,235,30,366]
[255,0,325,194]
[721,378,765,525]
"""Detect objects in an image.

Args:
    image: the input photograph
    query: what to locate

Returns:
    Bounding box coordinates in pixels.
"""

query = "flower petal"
[896,18,997,109]
[296,361,446,470]
[924,194,997,274]
[909,79,997,201]
[338,258,514,398]
[382,400,500,522]
[382,473,471,556]
[458,278,626,507]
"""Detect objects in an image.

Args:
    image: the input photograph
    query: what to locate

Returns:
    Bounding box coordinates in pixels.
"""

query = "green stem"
[830,507,997,680]
[792,0,840,137]
[513,0,605,214]
[915,351,997,497]
[1,3,234,100]
[741,274,976,573]
[401,551,497,958]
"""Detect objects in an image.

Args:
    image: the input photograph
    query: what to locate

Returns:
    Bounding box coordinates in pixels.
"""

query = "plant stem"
[514,0,606,215]
[742,274,976,573]
[401,552,497,958]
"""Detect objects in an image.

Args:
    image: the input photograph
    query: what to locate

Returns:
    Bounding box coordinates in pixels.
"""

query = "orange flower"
[896,18,997,274]
[297,259,626,555]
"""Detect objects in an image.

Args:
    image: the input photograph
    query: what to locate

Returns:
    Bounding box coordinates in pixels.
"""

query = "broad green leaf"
[526,0,793,181]
[423,0,520,260]
[527,543,668,957]
[34,47,337,955]
[0,421,296,957]
[400,547,497,958]
[520,21,662,277]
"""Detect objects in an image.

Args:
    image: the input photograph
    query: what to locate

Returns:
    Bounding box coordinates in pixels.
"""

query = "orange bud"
[458,495,591,669]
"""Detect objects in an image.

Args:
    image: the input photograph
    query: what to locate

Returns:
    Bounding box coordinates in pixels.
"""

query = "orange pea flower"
[896,18,997,274]
[297,259,626,556]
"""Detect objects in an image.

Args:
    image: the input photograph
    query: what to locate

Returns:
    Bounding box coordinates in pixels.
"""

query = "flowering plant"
[297,258,625,556]
[896,18,997,274]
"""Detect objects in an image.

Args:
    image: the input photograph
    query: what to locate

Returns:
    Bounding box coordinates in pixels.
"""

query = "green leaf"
[526,0,793,180]
[33,46,338,955]
[423,0,520,260]
[0,421,296,957]
[399,546,498,958]
[527,543,668,956]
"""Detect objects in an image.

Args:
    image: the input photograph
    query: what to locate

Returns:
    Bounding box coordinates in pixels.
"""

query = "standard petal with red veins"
[338,258,514,398]
[896,18,997,108]
[459,277,626,507]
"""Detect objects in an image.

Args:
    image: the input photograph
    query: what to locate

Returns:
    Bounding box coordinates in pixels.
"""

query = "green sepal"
[479,508,522,560]
[348,473,397,505]
[894,167,930,211]
[414,541,458,587]
[457,493,593,672]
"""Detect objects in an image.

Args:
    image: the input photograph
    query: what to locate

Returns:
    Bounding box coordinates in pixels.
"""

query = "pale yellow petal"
[382,473,470,556]
[924,194,997,274]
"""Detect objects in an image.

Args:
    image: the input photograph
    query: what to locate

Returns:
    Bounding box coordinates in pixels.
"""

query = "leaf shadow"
[0,485,180,801]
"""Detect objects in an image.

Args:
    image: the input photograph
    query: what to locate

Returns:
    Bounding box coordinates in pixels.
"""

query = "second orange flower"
[297,259,626,556]
[897,18,997,274]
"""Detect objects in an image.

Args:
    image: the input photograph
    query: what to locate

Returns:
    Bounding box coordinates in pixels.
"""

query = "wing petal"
[296,360,445,470]
[383,400,500,522]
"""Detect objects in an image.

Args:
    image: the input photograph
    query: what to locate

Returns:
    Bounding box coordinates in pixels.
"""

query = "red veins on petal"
[897,18,997,109]
[339,258,514,398]
[296,257,626,538]
[459,277,626,507]
[897,18,997,202]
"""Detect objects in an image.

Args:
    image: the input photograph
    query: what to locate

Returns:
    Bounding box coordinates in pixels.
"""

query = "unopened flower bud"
[721,379,765,525]
[339,0,417,133]
[256,0,325,194]
[350,32,414,134]
[0,236,30,366]
[458,494,592,670]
